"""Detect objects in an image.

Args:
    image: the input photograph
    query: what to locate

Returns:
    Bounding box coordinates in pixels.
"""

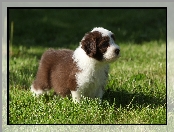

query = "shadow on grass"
[103,88,166,109]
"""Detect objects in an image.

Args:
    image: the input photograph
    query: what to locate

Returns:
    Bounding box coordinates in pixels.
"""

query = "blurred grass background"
[9,8,166,48]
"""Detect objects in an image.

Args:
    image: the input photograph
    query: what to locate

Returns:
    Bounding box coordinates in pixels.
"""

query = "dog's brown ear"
[81,32,98,57]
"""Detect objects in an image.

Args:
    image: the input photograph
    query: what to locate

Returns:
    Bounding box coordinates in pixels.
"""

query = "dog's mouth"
[102,46,120,62]
[103,53,120,63]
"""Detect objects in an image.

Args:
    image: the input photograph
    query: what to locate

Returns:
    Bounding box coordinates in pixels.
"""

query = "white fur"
[103,43,120,61]
[92,27,113,37]
[70,27,120,103]
[30,84,44,96]
[72,47,109,103]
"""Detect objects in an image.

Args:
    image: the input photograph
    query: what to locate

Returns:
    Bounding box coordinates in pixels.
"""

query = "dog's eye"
[111,34,115,41]
[102,42,109,48]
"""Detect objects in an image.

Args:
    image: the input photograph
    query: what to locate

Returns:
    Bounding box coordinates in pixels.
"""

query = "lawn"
[8,8,166,124]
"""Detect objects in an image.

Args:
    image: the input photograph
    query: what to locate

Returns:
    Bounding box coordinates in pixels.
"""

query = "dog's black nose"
[115,49,120,55]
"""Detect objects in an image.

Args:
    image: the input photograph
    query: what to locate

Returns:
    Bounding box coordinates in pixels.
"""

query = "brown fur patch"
[32,49,79,97]
[81,31,110,61]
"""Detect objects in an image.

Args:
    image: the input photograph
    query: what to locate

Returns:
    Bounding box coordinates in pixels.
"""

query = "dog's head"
[81,27,120,62]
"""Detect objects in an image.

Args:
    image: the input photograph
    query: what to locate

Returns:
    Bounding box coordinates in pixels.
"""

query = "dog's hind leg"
[30,84,45,96]
[30,64,52,96]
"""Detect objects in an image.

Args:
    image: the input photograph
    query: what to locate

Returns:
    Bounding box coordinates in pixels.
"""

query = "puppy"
[31,27,120,103]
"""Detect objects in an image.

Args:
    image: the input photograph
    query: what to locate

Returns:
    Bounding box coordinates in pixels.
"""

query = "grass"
[9,42,166,124]
[8,9,166,124]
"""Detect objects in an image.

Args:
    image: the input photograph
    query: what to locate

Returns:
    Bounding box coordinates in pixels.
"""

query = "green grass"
[9,42,166,124]
[8,9,166,124]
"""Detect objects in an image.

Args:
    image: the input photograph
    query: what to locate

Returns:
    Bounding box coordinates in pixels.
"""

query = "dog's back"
[32,49,78,97]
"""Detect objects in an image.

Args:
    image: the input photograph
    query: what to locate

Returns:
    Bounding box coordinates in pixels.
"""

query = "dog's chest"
[75,64,109,95]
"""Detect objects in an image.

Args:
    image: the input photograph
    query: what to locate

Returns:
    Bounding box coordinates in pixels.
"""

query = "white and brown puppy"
[31,27,120,103]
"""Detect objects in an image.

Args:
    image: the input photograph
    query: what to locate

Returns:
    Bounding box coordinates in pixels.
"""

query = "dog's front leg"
[71,90,82,103]
[95,87,104,104]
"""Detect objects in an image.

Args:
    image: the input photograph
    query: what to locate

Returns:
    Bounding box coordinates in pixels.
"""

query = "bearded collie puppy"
[31,27,120,103]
